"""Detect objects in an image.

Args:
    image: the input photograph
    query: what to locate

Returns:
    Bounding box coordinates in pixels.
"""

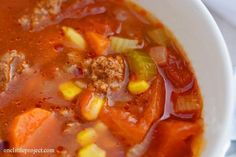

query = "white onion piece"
[149,46,168,66]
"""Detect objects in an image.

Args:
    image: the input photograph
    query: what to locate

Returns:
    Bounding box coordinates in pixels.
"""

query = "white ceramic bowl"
[134,0,234,157]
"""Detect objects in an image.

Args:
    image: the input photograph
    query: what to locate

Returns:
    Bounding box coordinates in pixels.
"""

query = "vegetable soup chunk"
[100,76,165,146]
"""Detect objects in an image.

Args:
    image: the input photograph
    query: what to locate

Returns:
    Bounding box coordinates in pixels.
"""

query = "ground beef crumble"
[18,0,98,31]
[18,0,67,31]
[0,50,28,92]
[0,63,9,92]
[84,55,125,93]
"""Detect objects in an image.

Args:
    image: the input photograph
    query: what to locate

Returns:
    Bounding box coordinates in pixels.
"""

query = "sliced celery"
[126,50,157,80]
[111,36,139,53]
[175,95,201,113]
[147,28,169,46]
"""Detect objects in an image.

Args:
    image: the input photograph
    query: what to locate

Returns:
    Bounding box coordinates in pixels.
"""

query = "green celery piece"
[126,50,157,80]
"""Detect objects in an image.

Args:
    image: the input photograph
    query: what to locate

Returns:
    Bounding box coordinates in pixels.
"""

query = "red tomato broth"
[0,0,204,157]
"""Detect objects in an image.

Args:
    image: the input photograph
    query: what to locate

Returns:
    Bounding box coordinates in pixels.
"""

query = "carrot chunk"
[9,108,51,147]
[86,32,110,56]
[77,90,105,121]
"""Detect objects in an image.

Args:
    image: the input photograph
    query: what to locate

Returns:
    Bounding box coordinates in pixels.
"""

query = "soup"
[0,0,204,157]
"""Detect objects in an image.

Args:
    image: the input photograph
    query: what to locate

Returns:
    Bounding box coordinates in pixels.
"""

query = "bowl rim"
[196,0,234,156]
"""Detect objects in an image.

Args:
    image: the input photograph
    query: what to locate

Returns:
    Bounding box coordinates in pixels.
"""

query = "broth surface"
[0,0,203,157]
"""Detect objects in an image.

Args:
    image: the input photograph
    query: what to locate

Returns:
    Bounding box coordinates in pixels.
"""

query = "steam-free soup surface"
[0,0,203,157]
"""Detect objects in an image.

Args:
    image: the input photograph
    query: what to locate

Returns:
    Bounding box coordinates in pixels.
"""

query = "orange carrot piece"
[86,32,110,56]
[77,89,105,121]
[76,89,93,120]
[9,108,51,147]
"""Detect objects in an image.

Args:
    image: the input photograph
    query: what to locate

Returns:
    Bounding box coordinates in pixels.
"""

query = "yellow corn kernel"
[76,128,97,146]
[78,144,106,157]
[62,26,87,51]
[94,122,107,132]
[128,80,150,95]
[82,96,105,121]
[59,81,82,101]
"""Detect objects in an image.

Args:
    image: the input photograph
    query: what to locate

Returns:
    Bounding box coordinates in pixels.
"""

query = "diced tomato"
[144,119,203,157]
[100,75,165,146]
[164,52,193,88]
[9,108,52,148]
[86,32,110,56]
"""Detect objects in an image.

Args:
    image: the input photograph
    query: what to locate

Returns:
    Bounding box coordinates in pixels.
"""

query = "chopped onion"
[149,46,168,66]
[62,26,87,51]
[147,28,169,46]
[111,37,139,53]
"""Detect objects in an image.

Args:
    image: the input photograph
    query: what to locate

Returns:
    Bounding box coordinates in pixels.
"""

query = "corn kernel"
[62,26,87,51]
[76,128,97,146]
[82,96,105,121]
[128,80,150,95]
[59,81,82,101]
[78,144,106,157]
